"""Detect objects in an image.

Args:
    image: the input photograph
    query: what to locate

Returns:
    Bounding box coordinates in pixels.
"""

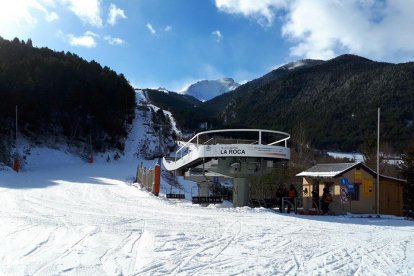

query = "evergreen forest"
[0,37,136,157]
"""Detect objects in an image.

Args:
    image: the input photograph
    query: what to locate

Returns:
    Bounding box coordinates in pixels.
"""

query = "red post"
[13,158,20,172]
[88,156,94,163]
[153,164,160,196]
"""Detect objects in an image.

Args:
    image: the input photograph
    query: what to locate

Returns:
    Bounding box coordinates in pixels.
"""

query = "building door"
[380,182,402,216]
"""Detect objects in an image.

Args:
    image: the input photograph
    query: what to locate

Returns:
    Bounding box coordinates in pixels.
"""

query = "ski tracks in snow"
[173,220,242,275]
[100,220,145,276]
[131,219,243,275]
[2,163,414,275]
[32,226,100,275]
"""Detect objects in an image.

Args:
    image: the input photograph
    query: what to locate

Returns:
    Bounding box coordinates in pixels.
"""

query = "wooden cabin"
[296,162,405,216]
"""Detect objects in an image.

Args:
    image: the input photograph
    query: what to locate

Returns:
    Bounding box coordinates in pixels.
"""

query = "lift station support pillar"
[233,178,249,207]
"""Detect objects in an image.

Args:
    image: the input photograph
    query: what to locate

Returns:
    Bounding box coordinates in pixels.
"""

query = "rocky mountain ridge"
[182,78,240,101]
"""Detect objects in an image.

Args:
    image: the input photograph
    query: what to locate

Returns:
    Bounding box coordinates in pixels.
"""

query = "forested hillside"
[211,55,414,151]
[148,55,414,152]
[0,37,136,156]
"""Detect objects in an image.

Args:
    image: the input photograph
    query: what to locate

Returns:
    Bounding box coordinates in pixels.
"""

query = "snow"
[24,147,83,170]
[327,151,403,166]
[278,59,324,71]
[182,78,240,101]
[327,151,364,162]
[296,171,342,177]
[286,60,307,70]
[161,109,181,135]
[1,92,414,275]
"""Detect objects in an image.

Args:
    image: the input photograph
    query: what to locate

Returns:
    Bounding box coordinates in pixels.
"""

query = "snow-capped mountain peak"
[182,78,240,101]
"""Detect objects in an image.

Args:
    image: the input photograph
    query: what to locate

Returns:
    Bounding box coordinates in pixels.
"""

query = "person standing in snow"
[286,184,297,213]
[276,185,286,213]
[311,188,320,210]
[321,187,333,215]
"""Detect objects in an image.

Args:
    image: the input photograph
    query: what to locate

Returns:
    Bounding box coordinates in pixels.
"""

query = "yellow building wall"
[339,169,376,214]
[301,168,378,214]
[300,167,404,215]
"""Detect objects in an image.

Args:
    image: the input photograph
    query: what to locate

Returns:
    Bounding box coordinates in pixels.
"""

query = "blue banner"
[340,178,349,186]
[341,178,354,195]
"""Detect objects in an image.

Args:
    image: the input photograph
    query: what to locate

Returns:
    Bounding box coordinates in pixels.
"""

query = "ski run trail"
[1,92,414,276]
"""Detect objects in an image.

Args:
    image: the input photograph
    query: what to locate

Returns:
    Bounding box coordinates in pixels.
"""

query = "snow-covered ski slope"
[1,91,414,275]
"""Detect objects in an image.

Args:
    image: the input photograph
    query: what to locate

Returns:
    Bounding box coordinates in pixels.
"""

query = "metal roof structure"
[296,163,358,178]
[296,162,406,183]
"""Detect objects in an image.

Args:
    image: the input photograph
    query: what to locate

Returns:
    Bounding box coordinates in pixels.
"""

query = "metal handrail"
[173,129,290,161]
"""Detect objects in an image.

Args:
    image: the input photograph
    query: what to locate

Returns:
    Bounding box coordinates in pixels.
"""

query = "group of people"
[276,184,298,213]
[276,184,333,215]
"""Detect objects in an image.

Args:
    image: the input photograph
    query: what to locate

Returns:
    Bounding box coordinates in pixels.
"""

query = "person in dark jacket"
[311,189,320,209]
[320,187,333,215]
[276,185,286,213]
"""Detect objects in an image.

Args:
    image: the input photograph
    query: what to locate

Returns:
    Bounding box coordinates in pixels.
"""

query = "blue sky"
[1,0,414,91]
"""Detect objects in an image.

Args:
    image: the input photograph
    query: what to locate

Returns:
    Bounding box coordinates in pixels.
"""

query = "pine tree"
[399,144,414,218]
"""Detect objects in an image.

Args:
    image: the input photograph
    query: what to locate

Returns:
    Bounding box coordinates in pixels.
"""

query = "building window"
[351,184,360,201]
[324,182,335,194]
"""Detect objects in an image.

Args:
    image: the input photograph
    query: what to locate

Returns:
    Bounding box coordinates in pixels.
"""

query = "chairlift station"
[163,129,290,207]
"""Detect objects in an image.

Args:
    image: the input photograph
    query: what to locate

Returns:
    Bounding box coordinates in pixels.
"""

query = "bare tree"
[291,122,313,166]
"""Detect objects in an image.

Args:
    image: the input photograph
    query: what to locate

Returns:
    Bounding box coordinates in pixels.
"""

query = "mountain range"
[146,54,414,152]
[1,36,413,154]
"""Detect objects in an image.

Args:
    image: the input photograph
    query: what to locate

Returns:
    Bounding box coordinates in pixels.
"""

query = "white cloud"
[0,1,37,26]
[282,0,414,60]
[0,0,106,40]
[61,30,124,47]
[62,0,103,27]
[84,30,99,37]
[215,0,287,26]
[0,0,103,30]
[165,25,172,32]
[146,23,156,35]
[67,31,97,48]
[212,30,223,43]
[215,0,414,61]
[107,3,127,26]
[45,11,59,22]
[104,35,125,45]
[0,0,59,27]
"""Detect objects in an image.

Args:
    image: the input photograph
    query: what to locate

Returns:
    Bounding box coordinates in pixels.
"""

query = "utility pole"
[13,105,21,172]
[15,105,18,142]
[152,123,169,165]
[158,126,163,165]
[376,107,380,216]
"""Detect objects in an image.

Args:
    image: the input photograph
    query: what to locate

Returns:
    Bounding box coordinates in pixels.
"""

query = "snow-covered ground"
[327,151,403,165]
[1,92,413,275]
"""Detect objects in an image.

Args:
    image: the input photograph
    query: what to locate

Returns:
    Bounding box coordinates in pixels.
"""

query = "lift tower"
[163,129,290,207]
